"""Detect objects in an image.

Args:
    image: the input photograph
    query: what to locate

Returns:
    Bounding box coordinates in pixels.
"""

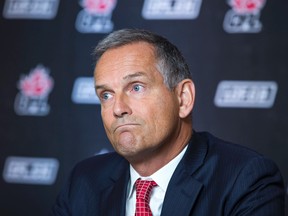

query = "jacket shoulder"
[67,152,128,190]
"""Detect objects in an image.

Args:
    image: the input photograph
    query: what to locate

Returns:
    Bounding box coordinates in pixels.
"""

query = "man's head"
[93,29,195,172]
[93,29,192,90]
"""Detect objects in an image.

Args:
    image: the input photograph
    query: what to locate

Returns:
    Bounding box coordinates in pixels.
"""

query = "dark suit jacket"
[51,131,285,215]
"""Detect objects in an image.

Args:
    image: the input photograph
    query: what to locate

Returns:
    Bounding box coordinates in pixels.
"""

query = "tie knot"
[135,179,157,201]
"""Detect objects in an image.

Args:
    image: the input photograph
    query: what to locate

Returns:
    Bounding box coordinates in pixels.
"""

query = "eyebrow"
[95,71,147,91]
[123,71,146,80]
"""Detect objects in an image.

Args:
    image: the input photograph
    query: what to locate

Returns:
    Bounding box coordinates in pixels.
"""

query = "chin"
[115,147,142,162]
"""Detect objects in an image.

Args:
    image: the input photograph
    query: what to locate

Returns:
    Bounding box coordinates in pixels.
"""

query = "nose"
[113,94,132,118]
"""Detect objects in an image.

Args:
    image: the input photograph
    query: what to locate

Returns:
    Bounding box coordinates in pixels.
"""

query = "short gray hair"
[93,29,192,89]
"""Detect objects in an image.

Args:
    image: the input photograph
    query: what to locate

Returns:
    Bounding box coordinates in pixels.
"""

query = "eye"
[101,92,113,101]
[132,84,144,92]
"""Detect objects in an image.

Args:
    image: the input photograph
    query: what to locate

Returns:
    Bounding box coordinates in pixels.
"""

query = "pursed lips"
[114,123,139,133]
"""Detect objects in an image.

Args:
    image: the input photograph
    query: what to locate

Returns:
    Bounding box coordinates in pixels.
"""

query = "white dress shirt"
[125,145,188,216]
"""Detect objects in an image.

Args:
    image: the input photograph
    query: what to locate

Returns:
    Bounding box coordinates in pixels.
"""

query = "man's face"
[94,42,181,163]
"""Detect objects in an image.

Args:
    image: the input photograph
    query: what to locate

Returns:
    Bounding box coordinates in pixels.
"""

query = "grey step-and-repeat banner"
[0,0,287,215]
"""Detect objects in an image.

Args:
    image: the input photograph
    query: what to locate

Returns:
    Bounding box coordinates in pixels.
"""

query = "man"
[51,29,284,215]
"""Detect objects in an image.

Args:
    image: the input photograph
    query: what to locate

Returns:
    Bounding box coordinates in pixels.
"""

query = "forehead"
[100,41,156,59]
[94,42,158,78]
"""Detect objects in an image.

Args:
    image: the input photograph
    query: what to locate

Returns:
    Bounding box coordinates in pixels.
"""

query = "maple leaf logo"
[229,0,265,14]
[81,0,116,15]
[19,65,54,98]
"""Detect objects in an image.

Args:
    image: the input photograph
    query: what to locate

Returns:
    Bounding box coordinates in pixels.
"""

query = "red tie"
[135,179,157,216]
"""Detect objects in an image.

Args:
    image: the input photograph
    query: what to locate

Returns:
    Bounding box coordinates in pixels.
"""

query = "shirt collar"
[127,145,188,198]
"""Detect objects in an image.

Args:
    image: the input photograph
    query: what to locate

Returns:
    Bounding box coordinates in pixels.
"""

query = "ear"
[175,79,195,118]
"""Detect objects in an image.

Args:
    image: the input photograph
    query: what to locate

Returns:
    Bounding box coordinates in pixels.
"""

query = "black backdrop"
[0,0,287,215]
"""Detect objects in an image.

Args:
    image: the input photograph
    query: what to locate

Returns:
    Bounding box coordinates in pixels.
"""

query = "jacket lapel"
[161,172,203,216]
[161,132,208,216]
[100,159,130,216]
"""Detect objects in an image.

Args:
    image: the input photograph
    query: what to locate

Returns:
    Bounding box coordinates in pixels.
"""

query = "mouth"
[114,123,139,132]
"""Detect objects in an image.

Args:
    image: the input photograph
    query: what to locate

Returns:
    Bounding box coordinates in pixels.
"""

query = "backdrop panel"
[0,0,287,215]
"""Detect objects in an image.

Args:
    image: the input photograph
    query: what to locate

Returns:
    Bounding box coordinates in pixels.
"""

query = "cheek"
[160,97,179,123]
[142,97,177,129]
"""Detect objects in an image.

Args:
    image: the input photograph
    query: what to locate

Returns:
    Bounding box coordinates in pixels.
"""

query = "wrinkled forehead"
[94,42,159,77]
[95,41,158,64]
